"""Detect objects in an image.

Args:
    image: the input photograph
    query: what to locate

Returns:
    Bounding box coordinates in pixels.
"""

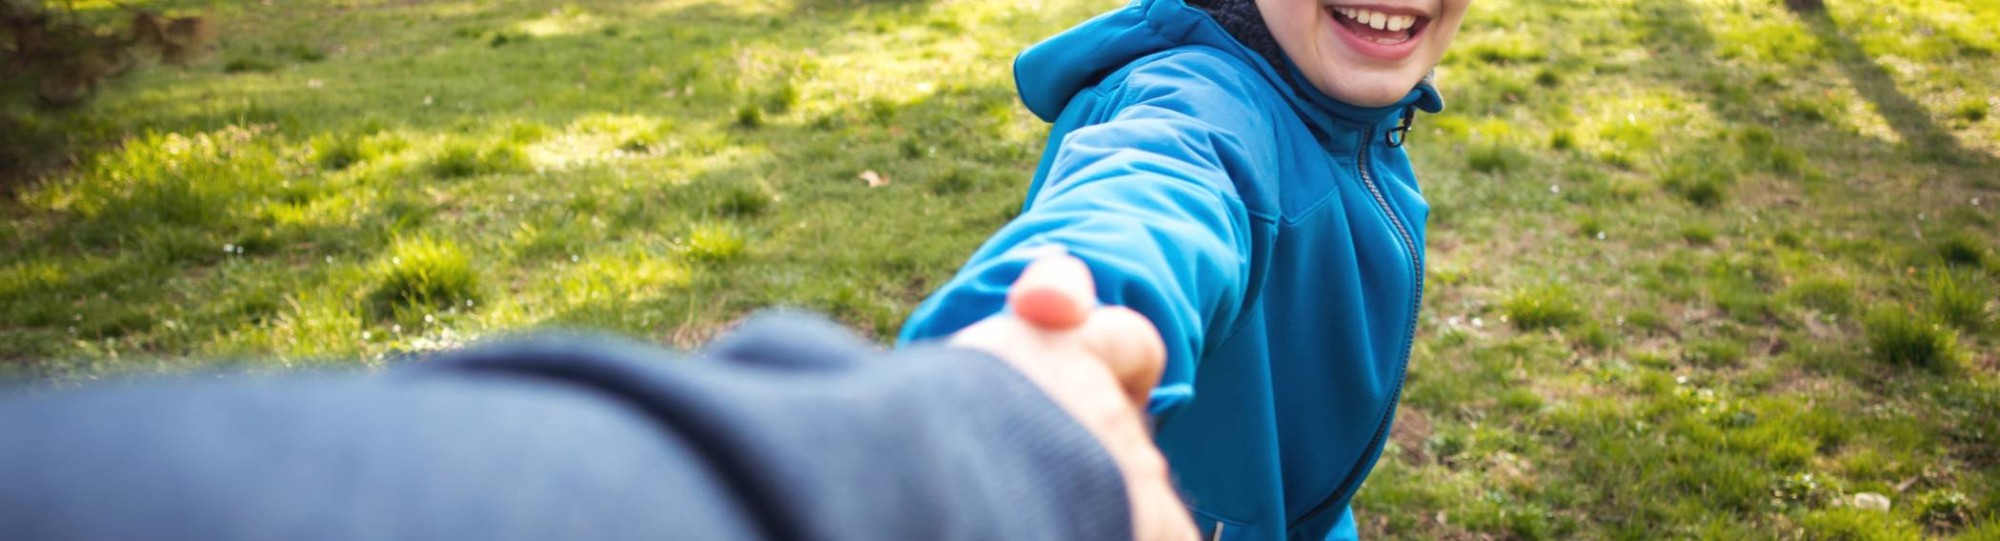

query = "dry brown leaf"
[859,170,889,188]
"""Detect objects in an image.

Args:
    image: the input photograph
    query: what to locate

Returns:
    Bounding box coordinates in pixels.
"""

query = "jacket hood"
[1013,0,1444,129]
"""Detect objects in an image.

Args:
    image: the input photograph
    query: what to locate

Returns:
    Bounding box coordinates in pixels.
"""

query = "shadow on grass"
[1783,4,1991,168]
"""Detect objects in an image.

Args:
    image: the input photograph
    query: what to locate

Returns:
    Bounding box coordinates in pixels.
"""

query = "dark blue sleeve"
[0,311,1132,541]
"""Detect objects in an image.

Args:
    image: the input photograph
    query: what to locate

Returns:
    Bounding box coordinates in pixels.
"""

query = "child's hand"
[950,254,1196,541]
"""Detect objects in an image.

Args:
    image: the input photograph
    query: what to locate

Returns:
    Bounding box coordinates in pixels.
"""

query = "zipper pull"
[1385,106,1416,148]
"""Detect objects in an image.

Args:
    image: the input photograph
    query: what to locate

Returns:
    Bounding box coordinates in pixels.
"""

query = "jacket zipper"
[1287,125,1425,531]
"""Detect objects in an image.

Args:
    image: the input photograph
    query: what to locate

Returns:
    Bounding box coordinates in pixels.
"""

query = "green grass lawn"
[3,0,1997,538]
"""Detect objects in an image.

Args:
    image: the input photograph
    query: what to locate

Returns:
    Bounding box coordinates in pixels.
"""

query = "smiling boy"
[900,0,1469,539]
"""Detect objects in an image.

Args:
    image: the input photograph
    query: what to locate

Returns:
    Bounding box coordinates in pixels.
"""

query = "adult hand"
[950,254,1196,541]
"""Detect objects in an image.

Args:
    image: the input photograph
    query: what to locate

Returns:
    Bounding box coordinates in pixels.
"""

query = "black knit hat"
[1185,0,1290,73]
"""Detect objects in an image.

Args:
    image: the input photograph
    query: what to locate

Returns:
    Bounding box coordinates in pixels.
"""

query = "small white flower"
[392,257,402,265]
[307,79,324,89]
[1549,184,1560,194]
[362,331,373,340]
[423,95,434,106]
[73,313,82,321]
[1973,197,1982,206]
[392,324,402,333]
[1675,375,1689,385]
[570,254,580,262]
[223,243,235,253]
[326,256,335,264]
[423,314,435,323]
[1595,231,1606,240]
[1471,317,1485,328]
[466,299,475,307]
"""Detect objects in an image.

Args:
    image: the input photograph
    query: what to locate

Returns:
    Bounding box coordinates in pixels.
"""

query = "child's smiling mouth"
[1324,4,1433,59]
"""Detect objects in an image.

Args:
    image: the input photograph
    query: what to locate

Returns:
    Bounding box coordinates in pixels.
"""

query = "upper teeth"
[1334,7,1417,32]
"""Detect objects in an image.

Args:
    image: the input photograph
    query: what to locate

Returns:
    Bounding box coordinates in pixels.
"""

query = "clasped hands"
[950,254,1199,541]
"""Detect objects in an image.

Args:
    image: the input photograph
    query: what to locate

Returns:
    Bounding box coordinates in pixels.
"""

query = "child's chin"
[1308,71,1423,108]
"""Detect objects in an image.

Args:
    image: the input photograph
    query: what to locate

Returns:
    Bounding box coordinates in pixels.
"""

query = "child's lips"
[1324,5,1429,61]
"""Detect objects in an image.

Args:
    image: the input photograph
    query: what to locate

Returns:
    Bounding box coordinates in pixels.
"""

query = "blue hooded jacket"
[899,0,1443,539]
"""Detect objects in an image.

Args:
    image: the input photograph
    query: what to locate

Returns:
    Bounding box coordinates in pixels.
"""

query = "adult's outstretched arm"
[0,312,1133,541]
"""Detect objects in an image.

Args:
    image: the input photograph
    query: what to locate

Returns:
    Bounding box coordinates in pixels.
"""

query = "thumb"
[1007,253,1097,331]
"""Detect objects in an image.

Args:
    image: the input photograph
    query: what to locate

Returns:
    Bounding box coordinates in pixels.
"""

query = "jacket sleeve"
[900,57,1263,414]
[0,312,1132,541]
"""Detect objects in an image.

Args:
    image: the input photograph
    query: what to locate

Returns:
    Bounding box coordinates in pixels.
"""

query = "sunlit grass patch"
[222,57,279,74]
[430,139,530,178]
[710,182,773,218]
[1784,276,1857,316]
[1466,140,1530,174]
[1706,258,1781,324]
[1863,307,1961,371]
[680,222,746,263]
[1778,95,1837,124]
[1799,507,1923,540]
[517,4,601,37]
[1680,222,1718,245]
[28,126,283,232]
[368,236,482,316]
[308,134,365,171]
[735,103,766,129]
[1547,128,1576,151]
[1926,270,1991,334]
[1684,338,1747,368]
[1913,489,1975,532]
[525,115,673,170]
[1659,157,1736,208]
[308,129,408,172]
[1950,98,1990,123]
[1932,233,1989,268]
[1500,283,1584,331]
[1731,126,1809,176]
[555,248,691,306]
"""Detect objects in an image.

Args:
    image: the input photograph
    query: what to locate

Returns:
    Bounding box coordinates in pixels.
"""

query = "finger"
[1077,306,1167,410]
[1007,253,1096,331]
[1120,442,1198,541]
